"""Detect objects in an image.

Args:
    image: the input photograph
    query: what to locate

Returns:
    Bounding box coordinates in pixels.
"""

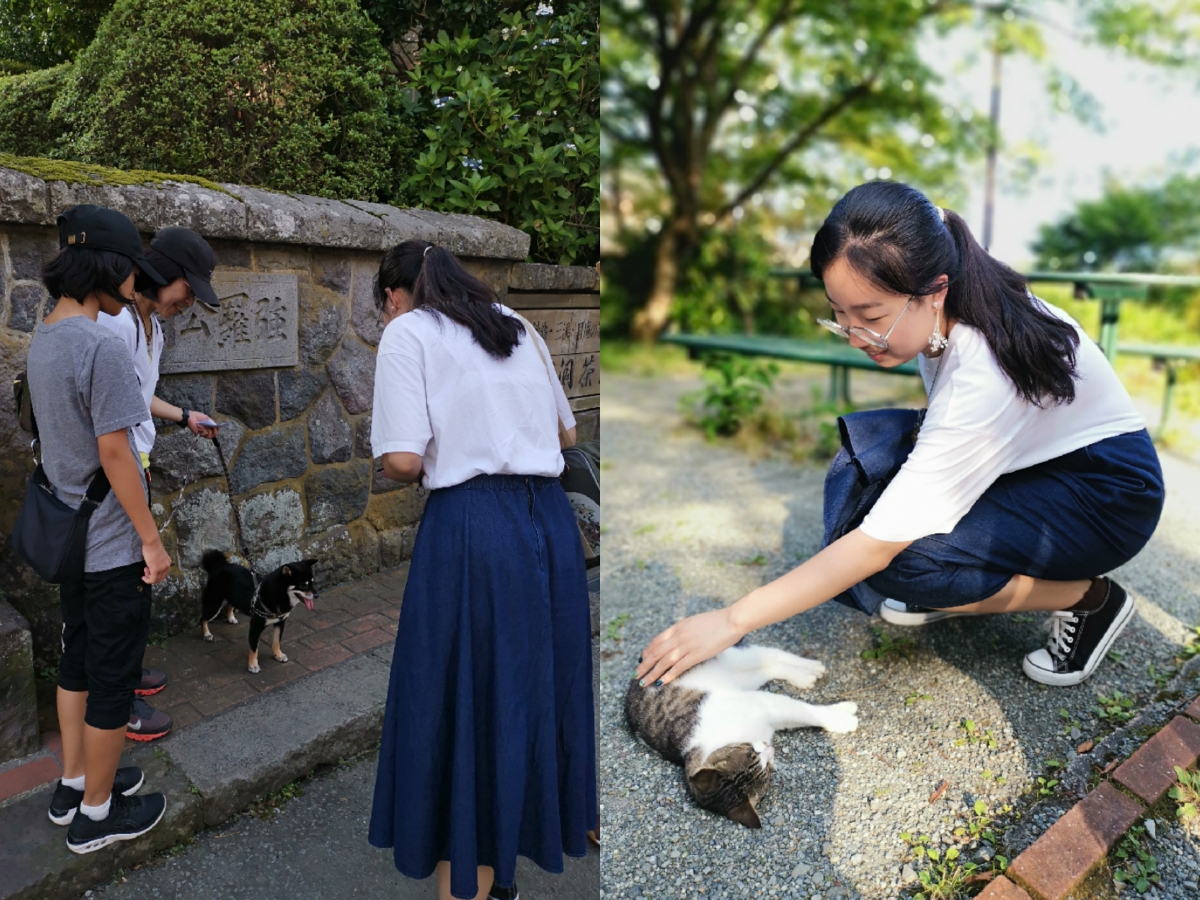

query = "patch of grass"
[861,627,915,661]
[1095,691,1136,725]
[900,832,978,900]
[738,553,768,566]
[605,613,631,642]
[599,340,697,377]
[1034,775,1059,798]
[1170,765,1200,820]
[246,781,303,818]
[35,664,58,683]
[1147,662,1175,690]
[980,769,1007,786]
[1059,708,1081,735]
[1111,824,1160,894]
[954,719,998,749]
[905,690,934,706]
[633,524,656,536]
[1176,625,1200,663]
[147,632,168,648]
[952,799,1012,845]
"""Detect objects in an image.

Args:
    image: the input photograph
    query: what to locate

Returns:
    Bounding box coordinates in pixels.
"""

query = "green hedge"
[404,2,599,266]
[0,63,70,158]
[51,0,413,201]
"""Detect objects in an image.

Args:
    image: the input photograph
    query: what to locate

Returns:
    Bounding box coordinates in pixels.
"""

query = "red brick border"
[997,702,1200,900]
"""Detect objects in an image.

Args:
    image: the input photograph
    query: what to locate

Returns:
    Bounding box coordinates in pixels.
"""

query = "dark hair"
[810,181,1080,406]
[135,247,184,297]
[41,245,135,305]
[373,241,524,359]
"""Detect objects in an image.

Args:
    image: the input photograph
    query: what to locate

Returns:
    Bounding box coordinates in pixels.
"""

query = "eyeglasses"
[815,296,915,352]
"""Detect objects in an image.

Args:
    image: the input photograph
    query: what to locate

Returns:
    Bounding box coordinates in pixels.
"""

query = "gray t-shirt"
[27,316,150,573]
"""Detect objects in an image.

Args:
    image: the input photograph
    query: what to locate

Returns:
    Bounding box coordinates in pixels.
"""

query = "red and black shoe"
[127,698,172,742]
[136,668,168,697]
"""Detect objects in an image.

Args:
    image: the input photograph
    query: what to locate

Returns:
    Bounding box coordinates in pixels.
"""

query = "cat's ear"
[688,767,721,795]
[727,799,762,829]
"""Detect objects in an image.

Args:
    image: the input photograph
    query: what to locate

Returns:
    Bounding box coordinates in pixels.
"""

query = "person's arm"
[96,430,171,584]
[636,528,911,686]
[149,396,218,439]
[380,451,423,483]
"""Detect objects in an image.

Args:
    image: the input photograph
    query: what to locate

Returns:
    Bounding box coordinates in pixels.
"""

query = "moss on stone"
[0,153,241,200]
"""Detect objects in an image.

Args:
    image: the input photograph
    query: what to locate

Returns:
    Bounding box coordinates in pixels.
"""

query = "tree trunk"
[630,221,680,342]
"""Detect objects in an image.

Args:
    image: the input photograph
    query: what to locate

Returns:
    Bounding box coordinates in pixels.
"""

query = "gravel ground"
[86,750,599,900]
[599,368,1200,900]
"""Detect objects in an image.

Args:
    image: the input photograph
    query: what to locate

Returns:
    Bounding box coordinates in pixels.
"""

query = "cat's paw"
[781,658,825,689]
[819,701,859,733]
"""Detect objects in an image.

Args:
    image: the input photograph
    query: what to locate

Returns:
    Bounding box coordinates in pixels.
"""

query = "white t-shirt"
[370,304,576,490]
[98,307,163,457]
[859,299,1146,543]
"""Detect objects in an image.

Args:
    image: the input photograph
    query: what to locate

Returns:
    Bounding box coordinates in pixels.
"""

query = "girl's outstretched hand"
[635,606,743,687]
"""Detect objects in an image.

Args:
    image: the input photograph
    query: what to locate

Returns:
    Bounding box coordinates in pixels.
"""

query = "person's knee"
[866,547,1005,608]
[83,684,134,730]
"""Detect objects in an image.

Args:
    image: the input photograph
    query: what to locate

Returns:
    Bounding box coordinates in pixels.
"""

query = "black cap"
[149,227,219,308]
[56,205,165,285]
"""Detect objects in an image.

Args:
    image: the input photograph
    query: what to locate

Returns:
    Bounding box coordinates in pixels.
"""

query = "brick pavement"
[0,564,407,806]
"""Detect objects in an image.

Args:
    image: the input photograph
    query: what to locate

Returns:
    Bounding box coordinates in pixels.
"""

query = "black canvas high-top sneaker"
[1023,578,1135,686]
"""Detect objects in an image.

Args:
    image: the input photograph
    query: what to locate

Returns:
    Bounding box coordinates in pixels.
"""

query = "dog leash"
[155,432,201,534]
[212,436,273,618]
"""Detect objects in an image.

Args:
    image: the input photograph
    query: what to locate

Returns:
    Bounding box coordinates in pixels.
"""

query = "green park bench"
[658,332,919,406]
[664,269,1200,437]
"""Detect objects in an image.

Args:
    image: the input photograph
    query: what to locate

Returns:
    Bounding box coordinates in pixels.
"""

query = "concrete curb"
[0,644,393,900]
[978,692,1200,900]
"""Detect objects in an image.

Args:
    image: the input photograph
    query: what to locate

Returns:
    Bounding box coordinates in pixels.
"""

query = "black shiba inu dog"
[200,551,318,673]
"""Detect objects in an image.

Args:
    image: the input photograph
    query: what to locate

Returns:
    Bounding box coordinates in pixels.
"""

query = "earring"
[928,303,949,352]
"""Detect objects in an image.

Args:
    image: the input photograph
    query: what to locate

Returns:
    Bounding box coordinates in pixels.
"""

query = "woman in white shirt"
[366,242,596,900]
[637,180,1164,691]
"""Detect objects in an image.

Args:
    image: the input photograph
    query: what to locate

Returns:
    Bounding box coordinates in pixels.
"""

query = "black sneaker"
[1023,579,1135,686]
[489,882,519,900]
[65,791,166,854]
[48,766,145,825]
[127,698,173,742]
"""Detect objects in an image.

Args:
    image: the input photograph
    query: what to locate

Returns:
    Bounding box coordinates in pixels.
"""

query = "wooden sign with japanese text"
[159,274,299,373]
[553,351,599,399]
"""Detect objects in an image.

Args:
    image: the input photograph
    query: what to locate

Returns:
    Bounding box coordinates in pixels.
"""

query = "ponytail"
[374,241,524,359]
[811,181,1080,406]
[940,209,1079,406]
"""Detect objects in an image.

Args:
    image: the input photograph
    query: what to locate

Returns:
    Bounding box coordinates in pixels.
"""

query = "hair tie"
[423,245,433,258]
[937,206,946,223]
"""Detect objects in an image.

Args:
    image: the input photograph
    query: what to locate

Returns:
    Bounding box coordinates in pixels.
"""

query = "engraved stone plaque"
[160,273,299,373]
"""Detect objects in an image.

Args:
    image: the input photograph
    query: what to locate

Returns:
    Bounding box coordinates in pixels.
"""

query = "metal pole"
[982,41,1002,251]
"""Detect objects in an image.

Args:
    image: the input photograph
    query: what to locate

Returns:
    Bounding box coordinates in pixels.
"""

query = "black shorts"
[57,562,151,730]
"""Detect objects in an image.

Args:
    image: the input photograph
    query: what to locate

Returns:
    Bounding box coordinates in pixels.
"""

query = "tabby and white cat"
[625,643,858,828]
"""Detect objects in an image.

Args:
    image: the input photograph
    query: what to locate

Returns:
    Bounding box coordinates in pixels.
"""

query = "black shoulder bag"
[10,372,113,584]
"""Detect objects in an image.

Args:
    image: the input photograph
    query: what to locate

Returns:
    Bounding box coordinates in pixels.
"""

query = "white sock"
[61,774,85,790]
[80,795,111,821]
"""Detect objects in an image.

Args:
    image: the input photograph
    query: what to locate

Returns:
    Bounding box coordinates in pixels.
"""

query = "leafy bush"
[0,63,70,157]
[684,353,778,438]
[402,1,598,266]
[52,0,413,201]
[0,0,113,69]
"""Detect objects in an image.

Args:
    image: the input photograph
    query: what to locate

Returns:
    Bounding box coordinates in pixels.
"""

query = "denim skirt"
[368,474,597,900]
[824,412,1165,614]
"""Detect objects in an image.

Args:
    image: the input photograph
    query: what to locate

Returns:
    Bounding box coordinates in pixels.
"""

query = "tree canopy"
[602,0,1200,339]
[1033,173,1200,273]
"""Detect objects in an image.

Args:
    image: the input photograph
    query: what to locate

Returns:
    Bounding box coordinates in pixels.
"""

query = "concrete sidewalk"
[0,563,600,900]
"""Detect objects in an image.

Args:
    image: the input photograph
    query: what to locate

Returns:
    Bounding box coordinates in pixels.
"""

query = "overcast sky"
[938,20,1200,270]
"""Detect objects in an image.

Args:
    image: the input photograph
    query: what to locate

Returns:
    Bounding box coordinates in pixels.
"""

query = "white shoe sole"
[1022,595,1136,687]
[48,770,146,826]
[879,601,982,626]
[66,801,165,854]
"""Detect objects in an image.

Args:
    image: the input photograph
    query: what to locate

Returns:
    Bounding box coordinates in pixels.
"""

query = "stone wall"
[0,164,599,668]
